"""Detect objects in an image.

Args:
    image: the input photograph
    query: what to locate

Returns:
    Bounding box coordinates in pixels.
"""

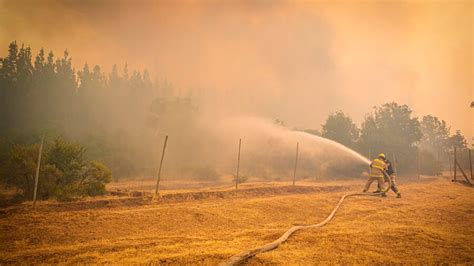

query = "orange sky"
[0,0,472,143]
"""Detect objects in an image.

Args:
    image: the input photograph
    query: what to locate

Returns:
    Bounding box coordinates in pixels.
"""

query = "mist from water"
[292,131,371,165]
[159,114,370,182]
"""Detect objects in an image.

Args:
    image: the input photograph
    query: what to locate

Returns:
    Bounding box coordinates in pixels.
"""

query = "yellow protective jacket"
[369,158,387,178]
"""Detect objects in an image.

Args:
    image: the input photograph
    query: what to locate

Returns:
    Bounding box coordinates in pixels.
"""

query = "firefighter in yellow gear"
[363,153,387,195]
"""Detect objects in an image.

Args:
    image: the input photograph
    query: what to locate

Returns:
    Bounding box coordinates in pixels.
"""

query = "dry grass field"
[0,176,473,264]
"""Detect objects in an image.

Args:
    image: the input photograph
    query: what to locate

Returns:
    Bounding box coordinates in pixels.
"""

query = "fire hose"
[220,171,393,266]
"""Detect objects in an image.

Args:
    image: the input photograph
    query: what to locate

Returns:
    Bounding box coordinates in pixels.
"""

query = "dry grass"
[0,176,473,264]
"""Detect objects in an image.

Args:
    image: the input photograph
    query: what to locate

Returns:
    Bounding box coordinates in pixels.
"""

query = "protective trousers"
[364,175,385,192]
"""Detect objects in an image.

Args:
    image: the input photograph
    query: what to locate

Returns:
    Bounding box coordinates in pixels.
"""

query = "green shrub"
[1,144,39,199]
[46,137,86,185]
[80,161,112,196]
[0,136,112,201]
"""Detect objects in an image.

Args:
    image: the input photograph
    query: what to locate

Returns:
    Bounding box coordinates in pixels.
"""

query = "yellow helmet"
[378,153,386,159]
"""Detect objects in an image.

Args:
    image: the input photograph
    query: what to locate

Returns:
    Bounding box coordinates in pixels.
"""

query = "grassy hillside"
[0,176,473,264]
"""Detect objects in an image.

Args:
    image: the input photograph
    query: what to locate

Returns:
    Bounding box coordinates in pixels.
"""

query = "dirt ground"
[0,176,473,264]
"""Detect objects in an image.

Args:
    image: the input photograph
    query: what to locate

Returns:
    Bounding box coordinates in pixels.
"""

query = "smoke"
[0,0,472,180]
[1,0,471,138]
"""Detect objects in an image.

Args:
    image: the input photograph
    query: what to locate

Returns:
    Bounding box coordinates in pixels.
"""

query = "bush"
[1,144,40,199]
[0,136,112,201]
[80,161,112,196]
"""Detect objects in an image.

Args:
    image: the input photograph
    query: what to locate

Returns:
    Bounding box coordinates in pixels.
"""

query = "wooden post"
[447,149,453,178]
[453,147,457,181]
[292,142,299,186]
[33,134,45,204]
[455,160,472,185]
[417,150,421,179]
[469,149,473,181]
[154,135,168,196]
[235,138,241,189]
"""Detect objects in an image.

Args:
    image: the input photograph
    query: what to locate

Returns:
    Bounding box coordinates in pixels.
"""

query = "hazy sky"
[1,0,472,143]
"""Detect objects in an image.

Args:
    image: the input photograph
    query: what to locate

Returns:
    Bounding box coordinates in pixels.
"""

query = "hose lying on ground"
[220,172,393,266]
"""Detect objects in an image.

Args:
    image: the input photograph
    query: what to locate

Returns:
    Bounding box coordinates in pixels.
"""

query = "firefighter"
[378,157,402,198]
[363,153,387,195]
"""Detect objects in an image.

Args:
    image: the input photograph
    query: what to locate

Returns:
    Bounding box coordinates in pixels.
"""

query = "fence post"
[469,149,473,181]
[235,138,241,189]
[33,134,45,204]
[453,147,457,181]
[155,135,168,196]
[447,149,453,178]
[292,142,299,186]
[417,150,421,179]
[455,159,471,185]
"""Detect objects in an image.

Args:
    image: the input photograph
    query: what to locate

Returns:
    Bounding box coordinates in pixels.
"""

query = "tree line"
[318,103,468,174]
[0,41,176,133]
[0,41,178,201]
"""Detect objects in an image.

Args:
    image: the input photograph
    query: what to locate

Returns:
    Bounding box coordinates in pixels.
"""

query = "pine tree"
[31,48,46,125]
[78,63,91,94]
[54,50,77,122]
[1,41,19,81]
[109,64,121,90]
[123,63,129,85]
[17,44,33,87]
[0,42,19,130]
[14,44,34,126]
[34,48,45,74]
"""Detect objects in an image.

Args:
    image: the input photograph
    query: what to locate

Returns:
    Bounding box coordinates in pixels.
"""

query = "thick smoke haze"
[0,0,472,142]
